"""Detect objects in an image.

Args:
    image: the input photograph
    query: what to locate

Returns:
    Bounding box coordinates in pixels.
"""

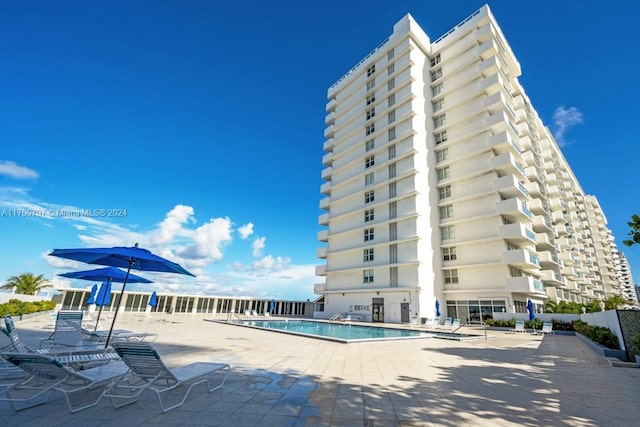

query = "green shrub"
[0,299,56,317]
[573,320,620,349]
[630,334,640,355]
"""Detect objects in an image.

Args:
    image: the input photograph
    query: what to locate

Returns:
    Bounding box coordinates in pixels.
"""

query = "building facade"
[315,5,624,324]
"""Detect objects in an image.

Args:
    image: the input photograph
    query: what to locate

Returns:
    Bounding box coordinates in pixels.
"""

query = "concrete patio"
[2,312,639,426]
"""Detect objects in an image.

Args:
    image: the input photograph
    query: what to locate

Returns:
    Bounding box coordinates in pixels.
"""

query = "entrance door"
[372,298,384,323]
[401,302,410,323]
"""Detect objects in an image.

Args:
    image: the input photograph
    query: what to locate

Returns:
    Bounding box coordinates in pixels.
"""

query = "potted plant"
[630,333,640,366]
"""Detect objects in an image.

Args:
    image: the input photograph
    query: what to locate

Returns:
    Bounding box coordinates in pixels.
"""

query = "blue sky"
[1,1,639,300]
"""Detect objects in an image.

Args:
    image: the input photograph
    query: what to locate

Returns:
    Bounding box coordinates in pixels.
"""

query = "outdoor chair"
[438,317,453,329]
[40,310,103,349]
[2,315,120,370]
[450,318,461,330]
[540,322,554,335]
[511,320,526,333]
[103,341,230,412]
[0,352,129,412]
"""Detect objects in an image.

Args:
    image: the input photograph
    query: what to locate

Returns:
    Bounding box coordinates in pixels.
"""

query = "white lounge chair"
[438,317,453,329]
[540,322,554,335]
[511,320,526,333]
[104,341,230,412]
[40,311,102,349]
[450,318,461,330]
[0,352,128,412]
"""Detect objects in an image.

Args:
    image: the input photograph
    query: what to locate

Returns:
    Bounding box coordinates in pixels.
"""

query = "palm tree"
[1,273,52,295]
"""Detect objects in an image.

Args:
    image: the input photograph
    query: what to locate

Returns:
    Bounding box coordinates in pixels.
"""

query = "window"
[434,114,446,128]
[364,228,374,241]
[430,68,443,82]
[388,78,395,91]
[432,82,443,97]
[387,63,395,75]
[388,110,395,124]
[363,269,374,283]
[364,208,374,222]
[389,243,398,262]
[366,107,375,120]
[441,225,454,240]
[443,247,457,261]
[389,201,397,219]
[364,248,374,262]
[435,131,448,145]
[365,138,375,151]
[444,269,459,284]
[438,185,452,200]
[388,93,395,107]
[390,266,398,287]
[365,155,375,168]
[436,166,450,181]
[432,98,445,112]
[366,79,375,91]
[367,64,376,77]
[387,49,394,60]
[365,172,375,186]
[366,124,375,135]
[439,204,453,219]
[430,53,441,67]
[388,163,396,179]
[389,223,397,241]
[388,144,396,159]
[365,190,375,204]
[389,181,396,198]
[436,148,449,163]
[366,94,376,105]
[388,127,396,141]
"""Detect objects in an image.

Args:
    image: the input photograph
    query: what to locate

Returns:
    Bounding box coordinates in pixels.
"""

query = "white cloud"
[552,106,584,147]
[0,160,39,179]
[177,217,233,264]
[149,204,195,245]
[252,236,266,257]
[237,223,254,239]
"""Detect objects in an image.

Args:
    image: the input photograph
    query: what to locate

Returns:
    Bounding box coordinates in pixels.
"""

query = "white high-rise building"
[315,5,622,324]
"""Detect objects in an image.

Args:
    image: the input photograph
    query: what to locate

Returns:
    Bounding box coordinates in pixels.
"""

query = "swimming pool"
[220,319,434,343]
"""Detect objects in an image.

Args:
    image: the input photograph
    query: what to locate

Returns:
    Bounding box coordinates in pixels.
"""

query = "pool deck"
[2,312,640,426]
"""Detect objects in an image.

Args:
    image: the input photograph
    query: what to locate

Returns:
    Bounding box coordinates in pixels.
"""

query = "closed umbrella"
[149,291,158,308]
[527,299,536,333]
[270,299,276,314]
[435,300,441,318]
[50,243,194,347]
[86,283,98,305]
[93,280,112,331]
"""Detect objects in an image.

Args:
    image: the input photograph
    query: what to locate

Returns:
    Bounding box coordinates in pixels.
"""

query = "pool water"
[224,319,433,343]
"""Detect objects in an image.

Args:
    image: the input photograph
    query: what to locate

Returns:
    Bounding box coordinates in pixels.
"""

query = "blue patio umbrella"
[50,244,192,346]
[58,266,154,331]
[92,280,112,331]
[269,298,275,314]
[435,300,441,317]
[85,283,98,305]
[149,291,158,308]
[527,299,536,321]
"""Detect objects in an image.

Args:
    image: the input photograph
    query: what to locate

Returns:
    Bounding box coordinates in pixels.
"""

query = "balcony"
[524,181,542,197]
[538,251,559,266]
[322,152,333,166]
[320,181,331,195]
[318,213,329,226]
[491,153,526,179]
[505,276,546,294]
[499,223,536,243]
[317,229,329,242]
[324,125,335,139]
[316,247,328,259]
[532,215,552,232]
[535,233,554,249]
[314,282,327,293]
[528,198,546,214]
[326,98,336,112]
[496,198,533,222]
[323,138,334,151]
[494,174,526,198]
[315,265,327,276]
[319,197,330,210]
[325,111,336,125]
[321,167,332,180]
[503,248,540,270]
[540,269,566,286]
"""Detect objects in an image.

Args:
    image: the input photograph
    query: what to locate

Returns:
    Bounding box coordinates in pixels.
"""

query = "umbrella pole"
[105,261,132,348]
[94,305,104,331]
